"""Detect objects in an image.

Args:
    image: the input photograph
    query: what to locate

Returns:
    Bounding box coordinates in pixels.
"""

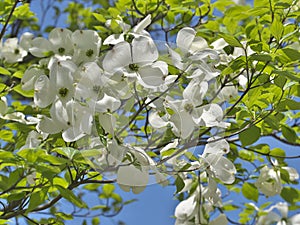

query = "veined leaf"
[26,188,49,212]
[239,125,261,146]
[57,185,87,208]
[270,18,284,42]
[242,182,258,202]
[219,33,243,47]
[0,67,11,75]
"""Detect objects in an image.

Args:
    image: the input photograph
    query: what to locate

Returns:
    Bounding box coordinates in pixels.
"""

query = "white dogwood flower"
[117,146,155,194]
[201,137,236,184]
[255,166,282,197]
[1,37,27,63]
[103,15,151,45]
[34,58,77,108]
[174,194,197,224]
[256,202,300,225]
[72,29,102,64]
[38,100,93,142]
[29,28,73,57]
[103,35,168,89]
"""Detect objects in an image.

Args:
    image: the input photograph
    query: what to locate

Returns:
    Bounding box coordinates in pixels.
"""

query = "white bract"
[0,36,28,63]
[256,202,300,225]
[29,28,73,57]
[255,166,282,197]
[201,137,236,184]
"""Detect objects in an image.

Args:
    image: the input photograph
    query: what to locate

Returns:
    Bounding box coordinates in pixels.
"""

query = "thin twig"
[0,0,20,41]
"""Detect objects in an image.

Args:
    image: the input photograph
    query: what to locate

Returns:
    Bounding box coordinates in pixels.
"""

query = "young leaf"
[26,189,49,212]
[219,33,243,47]
[242,182,258,202]
[57,186,87,208]
[270,18,284,42]
[281,187,299,204]
[239,125,261,146]
[0,67,11,75]
[281,125,298,143]
[175,175,185,193]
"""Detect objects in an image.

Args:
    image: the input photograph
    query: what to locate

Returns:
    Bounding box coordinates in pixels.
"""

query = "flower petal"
[95,94,121,112]
[132,14,151,33]
[34,75,55,108]
[176,27,196,54]
[132,36,158,63]
[102,42,131,73]
[117,165,149,194]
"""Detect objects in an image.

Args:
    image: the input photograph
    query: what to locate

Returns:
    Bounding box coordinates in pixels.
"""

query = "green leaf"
[108,7,120,18]
[281,187,299,204]
[239,150,255,162]
[281,48,300,62]
[239,125,261,146]
[57,186,87,208]
[53,147,80,160]
[92,217,100,225]
[274,75,287,88]
[84,183,101,191]
[13,84,34,97]
[285,99,300,110]
[270,18,284,41]
[280,168,290,183]
[242,182,258,202]
[273,70,300,82]
[223,204,239,211]
[249,54,272,62]
[0,66,11,75]
[281,125,298,143]
[26,189,48,212]
[175,175,185,193]
[270,148,285,159]
[219,33,243,47]
[41,154,69,165]
[0,130,14,142]
[55,212,73,220]
[161,148,176,158]
[93,13,106,22]
[94,115,107,146]
[102,184,115,197]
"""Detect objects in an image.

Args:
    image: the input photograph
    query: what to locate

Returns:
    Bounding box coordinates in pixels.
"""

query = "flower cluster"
[3,13,296,225]
[12,15,240,223]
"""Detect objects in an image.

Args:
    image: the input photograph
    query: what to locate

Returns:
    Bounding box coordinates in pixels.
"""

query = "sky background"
[6,0,299,224]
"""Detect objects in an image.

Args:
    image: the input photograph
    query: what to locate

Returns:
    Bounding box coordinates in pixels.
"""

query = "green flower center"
[59,87,69,97]
[125,33,134,43]
[58,47,65,54]
[14,49,20,54]
[86,49,94,57]
[129,63,139,72]
[184,103,194,114]
[93,85,101,93]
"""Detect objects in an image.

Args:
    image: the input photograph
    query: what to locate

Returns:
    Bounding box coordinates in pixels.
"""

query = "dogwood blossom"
[117,146,155,194]
[201,137,236,184]
[0,36,27,63]
[255,166,282,197]
[30,28,73,58]
[256,202,300,225]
